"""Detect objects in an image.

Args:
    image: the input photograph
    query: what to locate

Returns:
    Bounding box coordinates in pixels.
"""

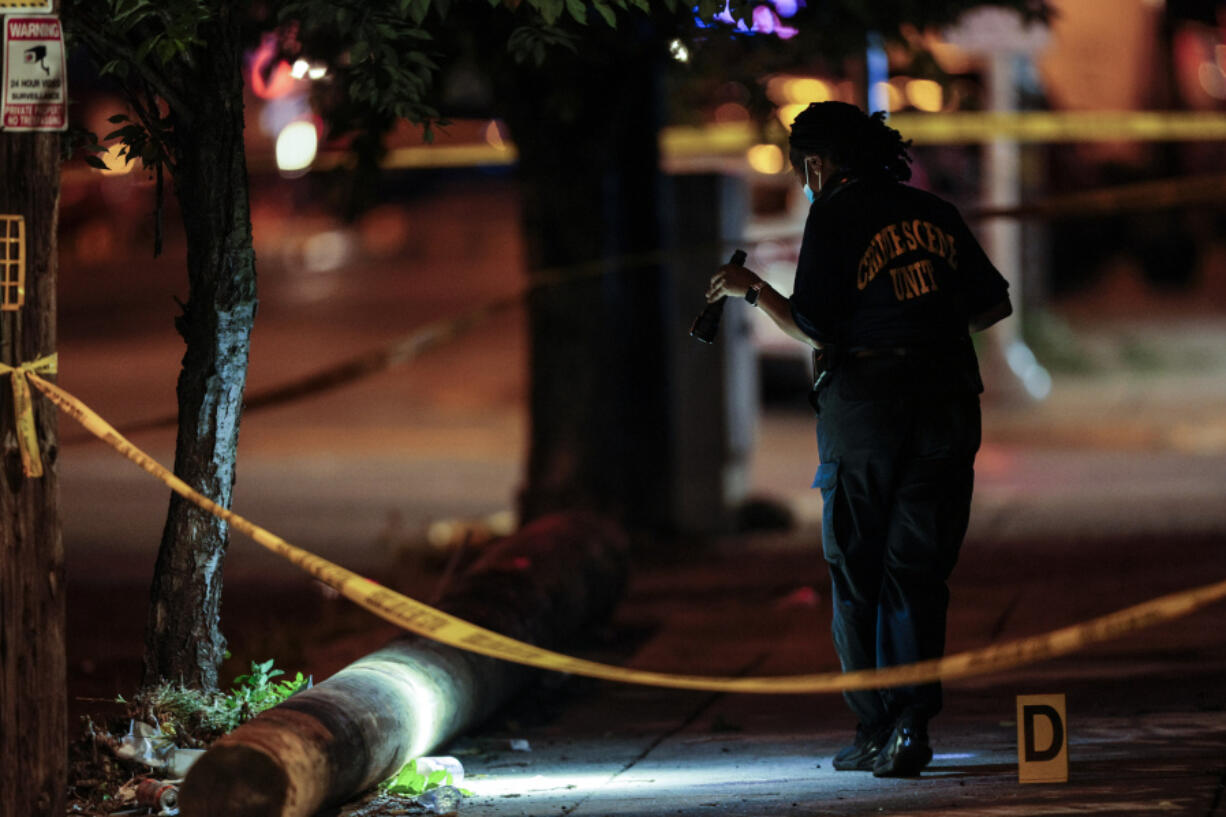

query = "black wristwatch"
[745,281,765,307]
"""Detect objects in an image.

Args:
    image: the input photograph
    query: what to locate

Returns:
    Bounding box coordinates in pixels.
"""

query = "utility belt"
[810,339,968,402]
[846,340,965,359]
[848,345,915,358]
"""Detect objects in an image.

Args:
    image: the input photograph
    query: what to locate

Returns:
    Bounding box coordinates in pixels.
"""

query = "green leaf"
[155,38,179,65]
[592,1,616,26]
[83,155,108,170]
[564,0,587,24]
[107,113,130,124]
[111,0,153,27]
[405,51,438,70]
[537,0,564,25]
[405,0,430,24]
[383,758,430,796]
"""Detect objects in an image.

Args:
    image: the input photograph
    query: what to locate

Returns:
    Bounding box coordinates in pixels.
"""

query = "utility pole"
[0,2,66,815]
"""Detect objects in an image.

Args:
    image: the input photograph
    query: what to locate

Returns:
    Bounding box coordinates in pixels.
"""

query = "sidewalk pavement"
[345,360,1226,817]
[386,526,1226,817]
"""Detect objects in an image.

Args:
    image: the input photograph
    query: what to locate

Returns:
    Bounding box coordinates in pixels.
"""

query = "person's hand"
[706,264,761,303]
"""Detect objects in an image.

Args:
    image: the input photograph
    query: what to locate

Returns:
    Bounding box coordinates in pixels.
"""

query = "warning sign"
[0,2,52,12]
[2,15,66,131]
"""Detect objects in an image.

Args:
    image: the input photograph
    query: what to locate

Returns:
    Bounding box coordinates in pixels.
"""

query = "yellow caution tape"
[885,111,1226,145]
[56,294,524,443]
[292,112,1226,173]
[62,248,688,444]
[0,353,57,478]
[972,173,1226,221]
[22,368,1226,693]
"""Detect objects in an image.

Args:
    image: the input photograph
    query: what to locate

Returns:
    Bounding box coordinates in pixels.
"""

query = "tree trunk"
[495,27,672,532]
[0,131,65,815]
[178,512,629,817]
[143,5,257,690]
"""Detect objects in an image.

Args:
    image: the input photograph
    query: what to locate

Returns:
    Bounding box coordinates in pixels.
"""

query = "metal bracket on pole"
[1,214,25,312]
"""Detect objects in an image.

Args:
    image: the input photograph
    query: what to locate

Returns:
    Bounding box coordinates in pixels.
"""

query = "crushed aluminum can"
[135,778,179,816]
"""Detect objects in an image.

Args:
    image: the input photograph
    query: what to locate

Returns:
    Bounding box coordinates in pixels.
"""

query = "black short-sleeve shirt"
[789,175,1009,392]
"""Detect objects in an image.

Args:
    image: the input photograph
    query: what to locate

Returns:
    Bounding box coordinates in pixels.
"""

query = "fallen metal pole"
[179,511,628,817]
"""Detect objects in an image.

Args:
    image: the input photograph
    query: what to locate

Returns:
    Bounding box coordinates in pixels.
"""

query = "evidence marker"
[1017,694,1068,784]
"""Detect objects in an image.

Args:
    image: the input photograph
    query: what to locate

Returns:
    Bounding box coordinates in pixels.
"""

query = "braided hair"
[788,101,913,182]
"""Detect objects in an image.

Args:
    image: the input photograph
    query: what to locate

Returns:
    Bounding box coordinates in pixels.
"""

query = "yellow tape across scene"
[62,249,690,443]
[889,111,1226,145]
[971,173,1226,221]
[0,353,57,478]
[22,370,1226,693]
[299,112,1226,172]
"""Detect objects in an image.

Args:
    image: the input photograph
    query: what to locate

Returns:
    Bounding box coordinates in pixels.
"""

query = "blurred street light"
[746,143,784,174]
[905,78,944,112]
[275,120,318,174]
[95,143,134,176]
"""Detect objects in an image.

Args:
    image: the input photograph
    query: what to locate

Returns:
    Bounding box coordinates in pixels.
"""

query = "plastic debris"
[509,738,531,752]
[168,748,206,779]
[414,755,465,785]
[416,785,462,815]
[115,720,174,769]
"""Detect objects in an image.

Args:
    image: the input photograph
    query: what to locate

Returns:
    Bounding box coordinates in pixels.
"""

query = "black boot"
[872,710,932,777]
[832,722,893,771]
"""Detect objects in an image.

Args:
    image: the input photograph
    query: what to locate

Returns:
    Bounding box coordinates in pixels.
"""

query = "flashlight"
[689,249,747,344]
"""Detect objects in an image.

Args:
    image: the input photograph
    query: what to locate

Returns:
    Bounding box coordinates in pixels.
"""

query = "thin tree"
[62,0,446,690]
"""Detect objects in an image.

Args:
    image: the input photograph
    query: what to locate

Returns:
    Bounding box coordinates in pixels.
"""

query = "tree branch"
[74,25,195,125]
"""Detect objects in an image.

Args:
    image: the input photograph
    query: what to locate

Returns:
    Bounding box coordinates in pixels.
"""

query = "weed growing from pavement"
[128,658,310,740]
[381,758,453,797]
[68,659,309,815]
[380,758,474,798]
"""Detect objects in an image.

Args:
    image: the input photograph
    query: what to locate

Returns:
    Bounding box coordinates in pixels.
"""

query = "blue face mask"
[803,161,821,204]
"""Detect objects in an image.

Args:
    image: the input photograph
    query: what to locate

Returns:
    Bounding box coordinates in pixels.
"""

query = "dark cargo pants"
[813,356,981,730]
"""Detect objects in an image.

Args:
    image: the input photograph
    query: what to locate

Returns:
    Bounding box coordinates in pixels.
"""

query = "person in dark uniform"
[706,101,1012,777]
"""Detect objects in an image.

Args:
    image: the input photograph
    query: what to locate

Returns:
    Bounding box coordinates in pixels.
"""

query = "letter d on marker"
[1017,694,1068,783]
